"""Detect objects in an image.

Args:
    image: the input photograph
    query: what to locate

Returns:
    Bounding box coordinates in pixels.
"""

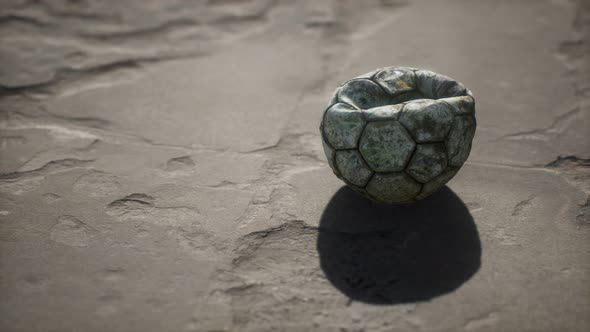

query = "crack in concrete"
[0,158,94,180]
[78,18,200,41]
[1,1,589,330]
[512,196,535,217]
[0,53,208,97]
[498,0,589,148]
[498,106,584,142]
[545,155,590,168]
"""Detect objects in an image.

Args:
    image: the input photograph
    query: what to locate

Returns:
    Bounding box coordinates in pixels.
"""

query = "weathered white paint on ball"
[320,66,476,203]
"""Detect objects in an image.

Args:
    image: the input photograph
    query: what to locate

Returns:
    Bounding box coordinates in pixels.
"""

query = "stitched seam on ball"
[339,101,360,111]
[410,68,418,90]
[404,172,424,201]
[404,168,427,185]
[335,150,374,188]
[417,139,446,145]
[415,182,429,199]
[357,123,375,173]
[396,120,414,139]
[356,152,374,188]
[404,142,417,171]
[320,124,340,160]
[333,150,344,180]
[395,120,418,170]
[355,120,368,150]
[368,68,382,80]
[440,99,458,128]
[321,102,361,150]
[362,171,377,189]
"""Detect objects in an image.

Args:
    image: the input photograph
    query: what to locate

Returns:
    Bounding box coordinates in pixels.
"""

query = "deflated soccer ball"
[320,67,476,204]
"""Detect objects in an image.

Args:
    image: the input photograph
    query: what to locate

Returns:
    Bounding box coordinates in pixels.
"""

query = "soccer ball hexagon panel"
[320,66,476,204]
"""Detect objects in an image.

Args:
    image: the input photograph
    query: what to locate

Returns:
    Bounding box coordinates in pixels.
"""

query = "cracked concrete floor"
[0,0,589,331]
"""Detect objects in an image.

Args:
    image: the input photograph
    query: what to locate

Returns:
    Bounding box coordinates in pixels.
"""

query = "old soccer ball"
[320,67,476,204]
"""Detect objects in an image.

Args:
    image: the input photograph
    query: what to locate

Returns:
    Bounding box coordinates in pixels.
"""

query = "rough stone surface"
[0,0,589,331]
[322,103,366,149]
[399,99,454,143]
[365,173,422,203]
[335,150,373,187]
[359,121,416,172]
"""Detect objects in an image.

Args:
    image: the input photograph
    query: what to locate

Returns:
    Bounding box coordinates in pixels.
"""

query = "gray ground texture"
[0,0,589,331]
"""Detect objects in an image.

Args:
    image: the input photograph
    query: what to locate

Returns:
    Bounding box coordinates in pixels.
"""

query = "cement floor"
[0,0,589,331]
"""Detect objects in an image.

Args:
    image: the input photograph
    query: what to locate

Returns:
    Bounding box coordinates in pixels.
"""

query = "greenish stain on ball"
[320,66,476,204]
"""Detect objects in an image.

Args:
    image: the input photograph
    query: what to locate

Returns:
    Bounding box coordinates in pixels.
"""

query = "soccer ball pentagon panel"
[320,67,476,204]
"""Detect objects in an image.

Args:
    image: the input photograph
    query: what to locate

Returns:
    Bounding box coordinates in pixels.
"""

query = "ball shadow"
[317,186,481,305]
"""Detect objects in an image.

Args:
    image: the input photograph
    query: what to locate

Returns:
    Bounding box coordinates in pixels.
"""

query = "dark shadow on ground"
[317,186,481,305]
